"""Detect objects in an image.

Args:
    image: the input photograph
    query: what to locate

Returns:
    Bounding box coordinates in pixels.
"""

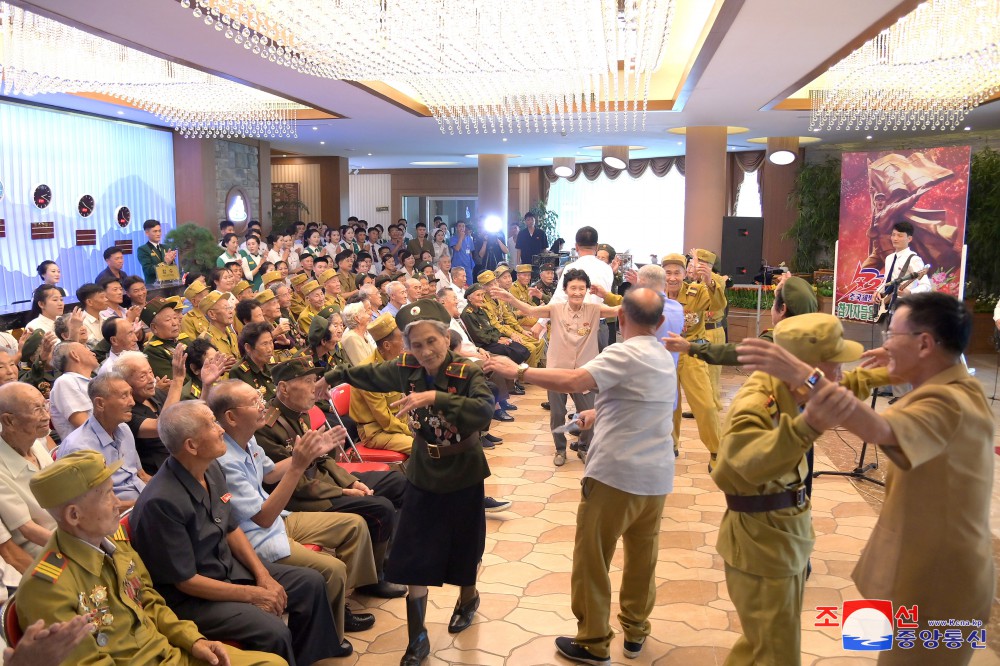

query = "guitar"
[874,266,930,323]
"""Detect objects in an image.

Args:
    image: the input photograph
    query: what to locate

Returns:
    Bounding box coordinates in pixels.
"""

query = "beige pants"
[706,325,726,410]
[672,353,721,455]
[724,563,806,666]
[359,425,413,454]
[570,478,666,660]
[210,645,288,666]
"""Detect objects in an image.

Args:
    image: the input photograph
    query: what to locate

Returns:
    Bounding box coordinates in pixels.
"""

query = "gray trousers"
[549,389,595,453]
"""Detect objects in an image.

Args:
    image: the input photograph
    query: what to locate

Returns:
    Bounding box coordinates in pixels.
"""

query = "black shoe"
[401,595,430,666]
[554,636,610,665]
[499,401,518,411]
[576,447,588,462]
[484,433,503,443]
[344,606,376,632]
[806,559,813,580]
[513,382,526,393]
[484,497,512,512]
[480,437,495,450]
[357,579,407,599]
[887,396,900,405]
[569,440,579,451]
[541,401,551,410]
[493,409,514,422]
[330,638,354,658]
[682,411,694,419]
[447,592,480,633]
[623,636,645,659]
[510,386,526,396]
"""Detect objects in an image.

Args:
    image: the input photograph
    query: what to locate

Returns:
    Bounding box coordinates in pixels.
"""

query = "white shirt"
[98,350,122,375]
[580,335,676,496]
[81,312,102,349]
[542,254,614,325]
[881,248,931,294]
[0,436,56,557]
[267,247,299,272]
[449,318,481,362]
[435,269,453,287]
[449,282,468,313]
[25,315,55,334]
[49,372,93,440]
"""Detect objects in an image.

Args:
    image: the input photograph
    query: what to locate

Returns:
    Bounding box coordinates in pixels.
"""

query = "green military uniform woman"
[315,299,495,666]
[16,450,284,666]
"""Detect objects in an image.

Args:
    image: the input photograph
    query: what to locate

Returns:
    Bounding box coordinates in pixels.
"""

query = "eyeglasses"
[236,396,266,411]
[881,330,928,342]
[28,400,50,416]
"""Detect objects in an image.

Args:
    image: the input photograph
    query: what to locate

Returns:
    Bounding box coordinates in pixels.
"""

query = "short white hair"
[343,302,367,329]
[386,282,406,298]
[112,350,150,378]
[637,264,666,290]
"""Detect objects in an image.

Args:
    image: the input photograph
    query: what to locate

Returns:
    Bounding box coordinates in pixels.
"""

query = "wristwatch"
[792,367,825,399]
[516,363,529,383]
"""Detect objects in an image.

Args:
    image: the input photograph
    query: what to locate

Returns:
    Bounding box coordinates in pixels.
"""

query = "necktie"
[887,254,898,282]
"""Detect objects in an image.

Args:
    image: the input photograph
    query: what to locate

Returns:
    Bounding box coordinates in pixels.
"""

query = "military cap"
[597,244,616,261]
[374,275,393,289]
[539,263,555,273]
[695,249,718,266]
[20,330,45,365]
[415,261,432,273]
[516,264,533,274]
[197,290,227,314]
[300,279,322,296]
[233,280,252,296]
[477,270,497,284]
[661,253,688,268]
[30,450,121,509]
[773,313,863,365]
[779,277,818,316]
[255,289,276,305]
[261,270,283,286]
[307,316,330,347]
[289,273,309,288]
[369,313,399,342]
[494,265,511,278]
[464,283,484,299]
[317,305,341,319]
[317,268,338,285]
[184,280,208,301]
[395,299,451,330]
[334,249,354,265]
[271,355,323,384]
[141,297,184,325]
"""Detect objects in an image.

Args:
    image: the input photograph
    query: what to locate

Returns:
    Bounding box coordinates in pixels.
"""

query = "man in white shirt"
[877,221,932,310]
[380,282,408,317]
[49,341,99,440]
[449,266,470,312]
[541,226,614,349]
[435,254,454,287]
[486,288,675,665]
[98,317,140,375]
[75,283,108,349]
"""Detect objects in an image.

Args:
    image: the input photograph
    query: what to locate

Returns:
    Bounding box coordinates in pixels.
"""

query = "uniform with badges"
[17,450,283,666]
[509,265,539,328]
[179,282,210,343]
[198,291,240,362]
[478,270,545,367]
[694,250,729,410]
[230,358,276,402]
[17,330,57,400]
[141,297,189,379]
[460,286,530,364]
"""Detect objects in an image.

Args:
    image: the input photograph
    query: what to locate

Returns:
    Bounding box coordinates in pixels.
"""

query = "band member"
[876,221,932,314]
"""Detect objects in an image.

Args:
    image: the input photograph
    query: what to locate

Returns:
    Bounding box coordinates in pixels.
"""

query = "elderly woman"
[497,268,619,466]
[340,302,377,366]
[315,299,494,666]
[358,284,382,320]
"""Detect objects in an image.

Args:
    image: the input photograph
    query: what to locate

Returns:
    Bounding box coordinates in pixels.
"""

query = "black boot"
[400,594,430,666]
[447,591,480,633]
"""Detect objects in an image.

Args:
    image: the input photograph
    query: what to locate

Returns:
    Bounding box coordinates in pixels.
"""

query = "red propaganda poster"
[834,146,970,322]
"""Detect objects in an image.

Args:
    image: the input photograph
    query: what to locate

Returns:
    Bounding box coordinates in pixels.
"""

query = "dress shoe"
[554,452,566,466]
[541,401,551,410]
[569,440,579,451]
[513,381,526,393]
[682,411,694,419]
[357,579,407,599]
[484,497,512,512]
[447,592,480,633]
[510,385,526,396]
[493,409,514,422]
[326,638,354,659]
[480,437,495,449]
[344,606,375,632]
[554,636,610,665]
[483,432,503,443]
[400,595,430,666]
[623,636,645,659]
[499,400,518,411]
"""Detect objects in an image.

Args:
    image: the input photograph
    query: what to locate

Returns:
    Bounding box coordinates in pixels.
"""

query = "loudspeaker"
[721,216,763,285]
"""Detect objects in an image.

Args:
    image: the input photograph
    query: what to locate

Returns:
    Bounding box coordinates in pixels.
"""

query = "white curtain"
[547,167,685,261]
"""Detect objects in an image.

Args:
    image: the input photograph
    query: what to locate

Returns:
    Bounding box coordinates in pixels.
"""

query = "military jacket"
[230,357,276,402]
[706,273,729,324]
[204,324,239,361]
[144,335,189,379]
[288,292,307,320]
[668,281,716,341]
[323,295,346,312]
[296,304,322,337]
[179,310,209,343]
[323,351,493,494]
[255,399,358,512]
[16,528,204,665]
[461,306,501,346]
[19,361,57,399]
[336,271,357,295]
[532,279,556,305]
[482,295,527,337]
[508,283,539,327]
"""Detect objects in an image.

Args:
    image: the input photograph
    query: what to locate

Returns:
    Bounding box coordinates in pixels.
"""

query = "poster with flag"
[834,146,970,322]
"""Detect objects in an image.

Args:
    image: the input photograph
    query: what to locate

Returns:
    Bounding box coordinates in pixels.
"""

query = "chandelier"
[178,0,675,134]
[810,0,1000,133]
[0,3,301,139]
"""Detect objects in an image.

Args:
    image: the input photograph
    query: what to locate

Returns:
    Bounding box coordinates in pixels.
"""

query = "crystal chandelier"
[179,0,675,134]
[0,3,300,139]
[810,0,1000,133]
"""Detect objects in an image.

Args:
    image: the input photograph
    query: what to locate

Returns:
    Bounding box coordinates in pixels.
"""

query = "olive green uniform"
[482,294,545,367]
[229,357,276,402]
[532,279,556,305]
[16,528,283,666]
[144,334,190,380]
[179,310,209,343]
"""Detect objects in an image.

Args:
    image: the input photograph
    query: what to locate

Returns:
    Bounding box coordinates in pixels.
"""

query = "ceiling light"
[866,135,873,140]
[766,137,799,166]
[601,146,629,170]
[320,141,325,145]
[116,110,124,115]
[410,161,460,166]
[312,126,318,130]
[553,157,576,178]
[964,126,972,131]
[502,138,508,142]
[367,152,372,155]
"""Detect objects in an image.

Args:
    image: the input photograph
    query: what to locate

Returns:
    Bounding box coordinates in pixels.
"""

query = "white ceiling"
[9,0,1000,169]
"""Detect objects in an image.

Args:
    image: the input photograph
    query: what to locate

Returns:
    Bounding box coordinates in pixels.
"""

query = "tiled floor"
[341,364,1000,665]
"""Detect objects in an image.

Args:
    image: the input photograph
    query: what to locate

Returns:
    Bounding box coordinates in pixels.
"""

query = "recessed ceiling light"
[866,135,873,140]
[964,126,972,131]
[502,138,508,142]
[320,141,325,145]
[282,154,287,157]
[116,111,124,115]
[410,161,460,166]
[367,152,372,156]
[582,145,646,151]
[312,126,318,131]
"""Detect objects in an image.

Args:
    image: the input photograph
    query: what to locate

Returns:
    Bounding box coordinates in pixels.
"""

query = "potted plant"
[784,158,841,273]
[166,224,224,277]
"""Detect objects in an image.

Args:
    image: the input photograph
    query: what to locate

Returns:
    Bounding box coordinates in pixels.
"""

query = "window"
[735,169,762,218]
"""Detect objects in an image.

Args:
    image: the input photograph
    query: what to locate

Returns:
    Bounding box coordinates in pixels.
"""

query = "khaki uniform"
[204,324,239,362]
[508,282,539,327]
[336,271,356,295]
[705,273,728,410]
[854,364,995,666]
[324,295,345,312]
[16,528,283,666]
[296,304,322,337]
[144,335,190,380]
[229,357,276,402]
[670,280,725,456]
[179,310,209,343]
[288,292,307,320]
[349,349,412,454]
[482,294,545,367]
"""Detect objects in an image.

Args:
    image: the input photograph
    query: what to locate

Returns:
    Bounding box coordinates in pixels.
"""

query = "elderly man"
[116,349,186,474]
[296,280,328,337]
[0,383,56,561]
[143,297,188,378]
[741,293,994,666]
[57,372,149,506]
[350,315,413,454]
[131,401,352,662]
[381,281,408,318]
[449,266,470,311]
[255,357,407,599]
[97,316,139,375]
[210,380,380,640]
[256,288,299,362]
[461,284,529,376]
[199,290,240,365]
[479,267,545,368]
[16,450,285,666]
[0,347,18,387]
[434,254,453,287]
[49,341,99,440]
[486,289,676,665]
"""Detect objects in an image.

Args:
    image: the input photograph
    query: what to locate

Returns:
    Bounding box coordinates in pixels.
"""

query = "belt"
[724,487,808,513]
[423,432,480,459]
[705,322,722,330]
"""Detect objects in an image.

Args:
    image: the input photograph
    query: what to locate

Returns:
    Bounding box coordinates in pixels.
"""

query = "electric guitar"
[874,266,930,323]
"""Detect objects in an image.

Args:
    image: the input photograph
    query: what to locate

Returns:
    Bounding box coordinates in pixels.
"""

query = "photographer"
[475,222,508,273]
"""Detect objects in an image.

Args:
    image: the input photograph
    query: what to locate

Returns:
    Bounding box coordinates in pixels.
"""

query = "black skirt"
[385,479,486,587]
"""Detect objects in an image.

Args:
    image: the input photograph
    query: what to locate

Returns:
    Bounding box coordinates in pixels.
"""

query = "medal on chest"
[78,585,114,644]
[123,560,143,604]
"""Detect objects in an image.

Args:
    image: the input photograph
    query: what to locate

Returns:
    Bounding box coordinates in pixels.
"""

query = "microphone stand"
[812,388,885,487]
